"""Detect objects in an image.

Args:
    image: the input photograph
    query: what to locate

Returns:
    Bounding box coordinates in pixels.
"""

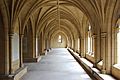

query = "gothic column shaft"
[101,33,107,73]
[92,35,97,67]
[9,33,13,74]
[33,36,37,58]
[19,34,24,67]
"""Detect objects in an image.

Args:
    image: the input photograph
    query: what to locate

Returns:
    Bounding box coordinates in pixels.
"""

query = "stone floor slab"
[21,48,91,80]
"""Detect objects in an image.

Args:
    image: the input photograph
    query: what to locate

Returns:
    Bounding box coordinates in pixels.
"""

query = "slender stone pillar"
[19,34,24,67]
[36,37,39,57]
[38,37,41,56]
[101,33,107,74]
[78,37,81,55]
[0,33,9,75]
[80,38,85,57]
[41,32,46,55]
[33,36,37,58]
[9,33,13,74]
[92,35,97,67]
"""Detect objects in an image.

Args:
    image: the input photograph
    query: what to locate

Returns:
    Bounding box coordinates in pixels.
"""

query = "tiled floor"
[21,48,91,80]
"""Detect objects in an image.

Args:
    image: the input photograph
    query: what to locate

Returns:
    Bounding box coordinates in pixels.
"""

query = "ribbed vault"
[10,0,101,35]
[0,0,120,79]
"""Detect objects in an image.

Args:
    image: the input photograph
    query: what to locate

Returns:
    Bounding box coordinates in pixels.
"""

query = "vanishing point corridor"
[21,48,91,80]
[0,0,120,80]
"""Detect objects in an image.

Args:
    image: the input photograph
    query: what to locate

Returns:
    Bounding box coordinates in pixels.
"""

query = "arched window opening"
[58,35,62,43]
[88,34,91,52]
[117,24,120,64]
[87,25,94,56]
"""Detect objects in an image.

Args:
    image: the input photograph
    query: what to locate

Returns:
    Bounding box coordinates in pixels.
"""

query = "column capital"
[33,35,38,39]
[9,33,14,36]
[8,33,14,39]
[36,36,39,39]
[19,34,24,38]
[92,34,97,38]
[101,69,106,74]
[19,34,24,36]
[101,32,107,38]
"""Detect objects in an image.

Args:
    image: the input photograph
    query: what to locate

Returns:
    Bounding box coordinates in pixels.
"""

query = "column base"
[23,56,41,63]
[41,53,46,55]
[101,69,106,74]
[0,66,27,80]
[41,51,48,55]
[93,63,97,68]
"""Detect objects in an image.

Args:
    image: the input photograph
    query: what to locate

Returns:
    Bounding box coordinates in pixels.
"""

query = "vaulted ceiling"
[0,0,120,39]
[16,0,88,39]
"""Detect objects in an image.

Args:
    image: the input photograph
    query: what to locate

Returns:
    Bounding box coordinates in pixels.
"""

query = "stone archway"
[22,24,34,62]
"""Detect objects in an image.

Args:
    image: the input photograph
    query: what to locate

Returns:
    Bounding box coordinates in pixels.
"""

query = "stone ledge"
[112,65,120,79]
[23,56,41,63]
[0,66,27,80]
[68,49,116,80]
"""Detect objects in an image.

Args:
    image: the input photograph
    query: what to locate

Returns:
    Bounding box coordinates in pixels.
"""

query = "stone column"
[46,38,50,51]
[71,39,74,50]
[38,37,41,56]
[68,38,72,48]
[9,33,13,74]
[78,37,81,55]
[38,33,43,55]
[80,38,84,57]
[101,33,107,73]
[75,37,79,52]
[92,35,97,67]
[33,36,36,58]
[48,38,51,50]
[36,37,39,57]
[0,34,9,75]
[19,34,24,67]
[80,38,82,57]
[84,36,87,57]
[72,39,75,51]
[42,32,46,54]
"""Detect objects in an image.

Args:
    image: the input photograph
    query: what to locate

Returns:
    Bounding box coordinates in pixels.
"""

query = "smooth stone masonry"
[21,48,91,80]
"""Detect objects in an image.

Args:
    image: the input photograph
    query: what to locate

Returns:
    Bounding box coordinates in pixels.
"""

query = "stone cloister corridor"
[21,48,91,80]
[0,0,120,80]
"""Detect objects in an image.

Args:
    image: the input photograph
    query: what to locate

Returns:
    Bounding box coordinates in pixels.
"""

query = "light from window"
[88,35,91,53]
[87,25,94,56]
[117,25,120,63]
[58,35,62,43]
[89,25,91,31]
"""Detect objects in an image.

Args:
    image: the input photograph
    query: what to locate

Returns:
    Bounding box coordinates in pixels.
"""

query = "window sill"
[97,60,103,70]
[68,49,116,80]
[86,53,95,63]
[86,53,94,57]
[112,64,120,79]
[98,60,103,66]
[113,64,120,70]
